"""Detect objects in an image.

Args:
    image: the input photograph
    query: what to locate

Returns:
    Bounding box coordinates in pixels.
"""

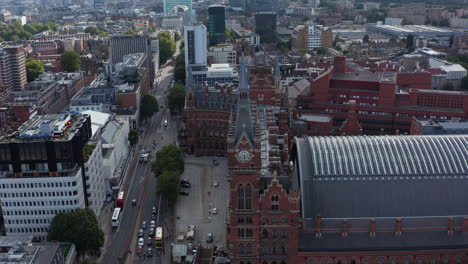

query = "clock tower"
[227,54,262,264]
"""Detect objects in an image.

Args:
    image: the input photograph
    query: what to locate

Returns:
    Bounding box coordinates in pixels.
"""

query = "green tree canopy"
[151,144,184,176]
[61,51,81,72]
[174,32,180,41]
[363,34,370,43]
[174,52,185,83]
[84,26,100,36]
[0,22,58,41]
[156,170,180,203]
[406,34,415,52]
[158,32,176,65]
[316,47,327,55]
[140,94,159,120]
[167,83,185,112]
[128,129,139,146]
[49,209,104,259]
[25,58,44,82]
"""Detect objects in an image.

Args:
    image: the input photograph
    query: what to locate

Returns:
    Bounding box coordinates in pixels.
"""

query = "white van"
[163,119,168,127]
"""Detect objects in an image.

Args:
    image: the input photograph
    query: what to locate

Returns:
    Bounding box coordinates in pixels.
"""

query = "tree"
[363,34,370,43]
[84,26,100,36]
[406,34,415,52]
[461,76,468,91]
[156,170,180,203]
[25,58,44,82]
[174,32,180,41]
[140,94,159,120]
[151,144,184,176]
[167,83,185,112]
[276,40,289,53]
[61,51,81,72]
[442,82,454,90]
[316,47,327,55]
[174,65,185,83]
[158,32,176,65]
[49,209,104,259]
[124,29,136,34]
[128,129,139,146]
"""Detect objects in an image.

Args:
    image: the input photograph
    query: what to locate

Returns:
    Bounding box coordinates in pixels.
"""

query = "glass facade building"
[208,5,226,46]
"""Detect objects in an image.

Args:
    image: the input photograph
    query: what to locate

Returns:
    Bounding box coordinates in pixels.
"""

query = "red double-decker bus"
[116,191,125,208]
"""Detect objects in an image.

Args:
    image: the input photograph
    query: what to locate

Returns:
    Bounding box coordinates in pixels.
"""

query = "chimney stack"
[395,219,402,236]
[369,219,376,237]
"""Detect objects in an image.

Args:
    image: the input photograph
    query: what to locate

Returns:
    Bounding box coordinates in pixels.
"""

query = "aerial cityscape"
[0,0,466,263]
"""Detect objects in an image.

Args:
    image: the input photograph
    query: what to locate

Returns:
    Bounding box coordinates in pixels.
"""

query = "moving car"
[147,237,152,245]
[180,190,189,196]
[137,246,143,255]
[213,181,219,187]
[149,227,154,237]
[142,221,147,230]
[212,208,218,215]
[163,119,168,127]
[152,206,157,215]
[206,233,213,243]
[180,182,191,188]
[150,220,156,229]
[138,229,144,238]
[132,198,137,206]
[181,179,190,185]
[147,248,153,257]
[138,238,144,247]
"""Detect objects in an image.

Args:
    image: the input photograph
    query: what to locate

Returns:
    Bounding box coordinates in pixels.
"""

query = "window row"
[237,228,253,239]
[261,243,287,256]
[8,227,48,234]
[261,216,288,225]
[0,181,77,189]
[4,204,79,216]
[7,218,51,225]
[3,198,79,208]
[262,229,287,239]
[1,190,79,199]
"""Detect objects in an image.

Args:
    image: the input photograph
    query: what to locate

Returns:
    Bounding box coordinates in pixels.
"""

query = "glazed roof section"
[302,135,467,177]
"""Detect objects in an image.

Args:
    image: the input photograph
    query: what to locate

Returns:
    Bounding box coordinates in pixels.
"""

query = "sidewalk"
[97,202,116,263]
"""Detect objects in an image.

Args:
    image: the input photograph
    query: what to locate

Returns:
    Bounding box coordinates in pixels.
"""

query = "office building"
[208,5,226,46]
[0,113,93,240]
[184,24,208,66]
[229,0,246,8]
[254,12,277,43]
[0,46,27,98]
[0,236,74,263]
[308,24,323,50]
[208,44,237,66]
[110,35,150,64]
[308,0,320,8]
[163,0,192,19]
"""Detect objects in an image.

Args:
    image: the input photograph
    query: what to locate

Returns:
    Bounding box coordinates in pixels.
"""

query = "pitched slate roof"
[234,55,254,146]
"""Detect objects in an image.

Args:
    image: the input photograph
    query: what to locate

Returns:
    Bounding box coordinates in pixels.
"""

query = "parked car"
[150,220,156,229]
[180,190,189,196]
[147,237,152,245]
[132,198,137,206]
[206,233,213,243]
[138,229,144,238]
[152,206,157,215]
[147,248,153,257]
[181,179,190,185]
[142,221,147,230]
[213,180,219,187]
[180,182,191,188]
[151,214,156,221]
[138,238,144,247]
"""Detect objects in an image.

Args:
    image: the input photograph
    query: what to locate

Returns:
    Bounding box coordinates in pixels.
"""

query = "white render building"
[184,24,207,66]
[308,24,323,50]
[0,113,93,240]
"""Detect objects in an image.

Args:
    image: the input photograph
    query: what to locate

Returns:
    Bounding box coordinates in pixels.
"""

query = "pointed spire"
[263,54,268,66]
[239,53,249,96]
[233,53,254,147]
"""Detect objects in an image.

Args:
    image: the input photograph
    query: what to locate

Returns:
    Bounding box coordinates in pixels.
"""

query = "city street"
[174,156,229,249]
[102,57,177,264]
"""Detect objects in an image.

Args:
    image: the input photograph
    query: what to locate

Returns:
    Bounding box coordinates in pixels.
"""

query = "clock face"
[237,150,252,162]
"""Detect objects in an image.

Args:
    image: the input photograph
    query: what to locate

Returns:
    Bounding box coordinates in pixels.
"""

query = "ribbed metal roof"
[305,135,468,177]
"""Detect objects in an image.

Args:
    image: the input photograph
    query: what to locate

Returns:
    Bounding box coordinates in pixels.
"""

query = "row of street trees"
[152,145,184,203]
[158,32,176,65]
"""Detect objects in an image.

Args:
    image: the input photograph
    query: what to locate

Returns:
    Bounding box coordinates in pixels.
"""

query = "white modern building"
[162,16,184,31]
[0,113,93,240]
[184,24,207,66]
[308,24,323,50]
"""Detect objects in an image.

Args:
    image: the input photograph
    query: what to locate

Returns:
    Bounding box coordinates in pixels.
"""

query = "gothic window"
[443,258,449,264]
[431,258,437,264]
[272,242,277,255]
[238,243,244,255]
[417,260,423,264]
[271,194,279,210]
[262,217,267,225]
[246,228,253,238]
[262,229,268,239]
[246,216,252,224]
[281,244,286,255]
[456,258,463,264]
[237,217,244,225]
[404,260,409,264]
[245,184,252,209]
[281,216,287,224]
[246,243,252,255]
[237,184,244,209]
[281,229,287,239]
[272,217,278,224]
[237,228,245,238]
[272,229,278,239]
